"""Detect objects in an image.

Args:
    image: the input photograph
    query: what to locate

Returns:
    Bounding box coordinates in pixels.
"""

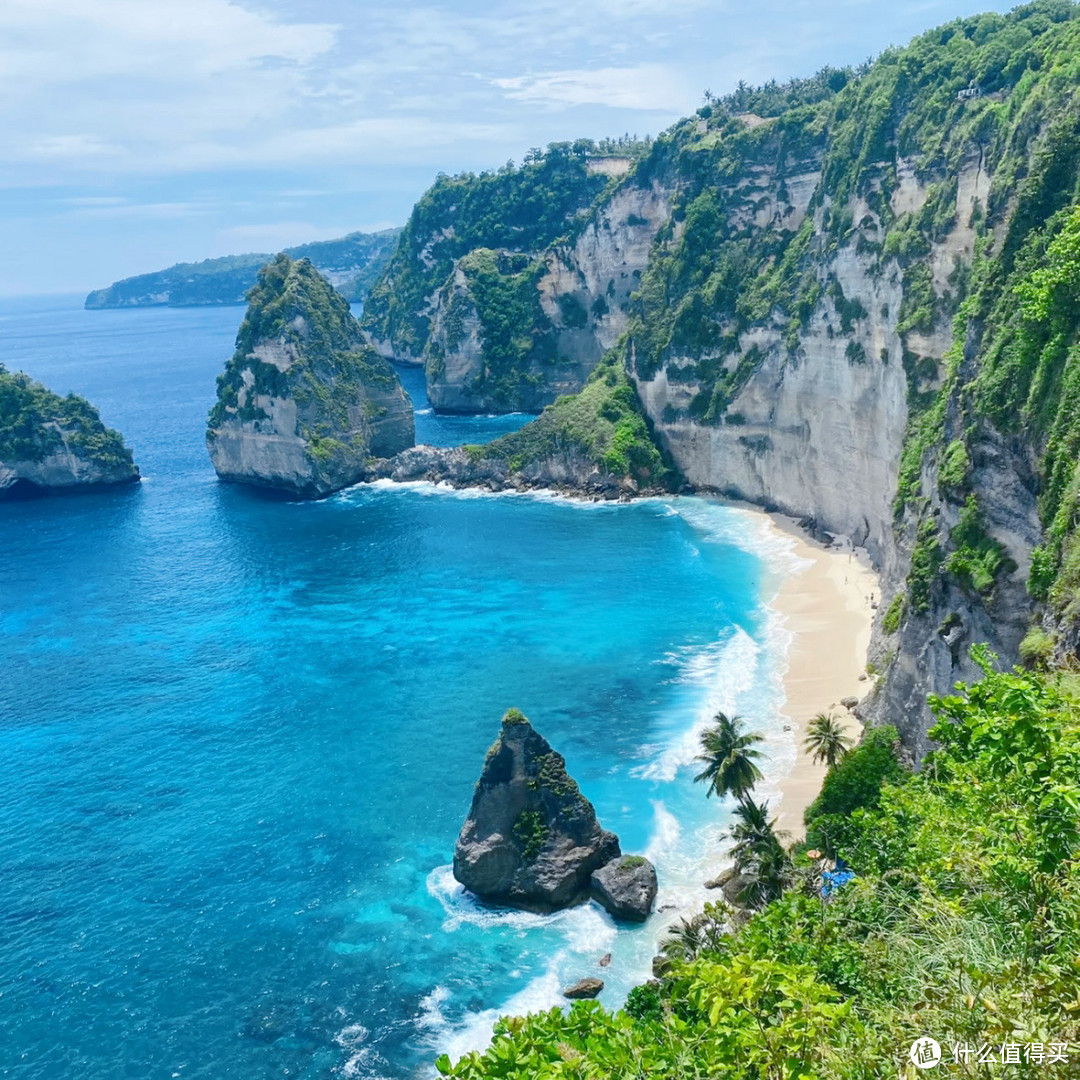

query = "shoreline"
[761,513,880,839]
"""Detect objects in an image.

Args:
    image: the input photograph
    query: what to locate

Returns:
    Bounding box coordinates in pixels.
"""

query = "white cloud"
[493,65,696,112]
[20,134,124,160]
[0,0,336,85]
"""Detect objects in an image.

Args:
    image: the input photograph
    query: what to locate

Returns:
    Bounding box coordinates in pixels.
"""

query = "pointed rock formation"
[0,365,139,498]
[206,254,414,498]
[453,709,620,912]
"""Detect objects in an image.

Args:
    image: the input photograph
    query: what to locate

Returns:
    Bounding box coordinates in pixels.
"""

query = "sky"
[1,0,1019,297]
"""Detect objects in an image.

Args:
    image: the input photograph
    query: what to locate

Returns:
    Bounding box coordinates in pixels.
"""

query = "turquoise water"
[0,296,795,1079]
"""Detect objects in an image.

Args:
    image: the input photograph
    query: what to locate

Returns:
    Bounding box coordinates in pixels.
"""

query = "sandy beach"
[763,514,880,838]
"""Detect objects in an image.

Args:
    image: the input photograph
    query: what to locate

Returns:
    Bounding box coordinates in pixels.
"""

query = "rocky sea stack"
[206,254,414,498]
[0,365,139,498]
[454,709,655,919]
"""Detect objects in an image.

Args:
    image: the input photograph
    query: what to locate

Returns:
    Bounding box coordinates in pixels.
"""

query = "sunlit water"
[0,296,802,1079]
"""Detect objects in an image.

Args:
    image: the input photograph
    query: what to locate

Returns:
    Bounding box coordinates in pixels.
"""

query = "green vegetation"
[803,713,852,768]
[429,248,557,408]
[512,810,548,861]
[0,364,133,468]
[881,593,905,633]
[692,712,764,800]
[618,856,647,871]
[471,351,674,486]
[362,142,625,358]
[207,255,399,446]
[1019,624,1056,667]
[84,228,400,308]
[942,494,1015,595]
[502,708,529,725]
[437,653,1080,1079]
[804,725,907,856]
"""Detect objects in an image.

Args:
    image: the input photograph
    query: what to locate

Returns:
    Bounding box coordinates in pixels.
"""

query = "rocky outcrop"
[453,709,620,912]
[370,445,644,499]
[206,255,414,498]
[590,856,657,922]
[562,978,604,1000]
[0,366,139,498]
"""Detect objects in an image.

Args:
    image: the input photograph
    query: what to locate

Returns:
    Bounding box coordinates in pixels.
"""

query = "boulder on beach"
[590,855,657,922]
[452,709,621,912]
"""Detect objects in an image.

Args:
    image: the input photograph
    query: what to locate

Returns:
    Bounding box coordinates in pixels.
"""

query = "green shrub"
[881,594,905,634]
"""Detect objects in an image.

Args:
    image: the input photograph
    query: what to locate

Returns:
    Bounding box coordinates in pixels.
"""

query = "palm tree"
[693,712,764,800]
[737,840,793,909]
[730,796,778,870]
[804,712,852,768]
[655,904,728,972]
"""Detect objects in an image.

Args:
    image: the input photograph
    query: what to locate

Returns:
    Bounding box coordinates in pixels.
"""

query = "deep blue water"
[0,296,792,1079]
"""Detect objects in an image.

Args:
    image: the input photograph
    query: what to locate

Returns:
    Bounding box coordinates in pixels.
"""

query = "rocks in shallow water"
[598,953,611,968]
[453,709,620,912]
[590,855,657,922]
[562,977,603,1000]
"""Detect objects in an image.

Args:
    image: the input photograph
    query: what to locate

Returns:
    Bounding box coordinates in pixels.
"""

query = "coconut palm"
[737,840,794,909]
[655,904,728,972]
[804,712,852,768]
[730,796,779,870]
[693,712,764,800]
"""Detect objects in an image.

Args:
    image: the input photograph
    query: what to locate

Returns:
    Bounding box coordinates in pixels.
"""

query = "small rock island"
[0,365,139,499]
[453,709,656,920]
[206,254,414,498]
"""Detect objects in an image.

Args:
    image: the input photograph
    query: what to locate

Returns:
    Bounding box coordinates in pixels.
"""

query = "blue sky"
[1,0,1017,296]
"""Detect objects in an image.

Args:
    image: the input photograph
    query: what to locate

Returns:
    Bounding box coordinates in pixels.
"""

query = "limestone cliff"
[361,139,666,413]
[453,709,621,912]
[0,366,139,498]
[367,4,1080,753]
[207,255,414,498]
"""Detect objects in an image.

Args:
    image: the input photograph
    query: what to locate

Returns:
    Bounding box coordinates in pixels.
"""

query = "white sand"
[761,514,880,838]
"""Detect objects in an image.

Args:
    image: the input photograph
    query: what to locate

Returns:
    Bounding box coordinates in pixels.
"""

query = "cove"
[0,297,794,1078]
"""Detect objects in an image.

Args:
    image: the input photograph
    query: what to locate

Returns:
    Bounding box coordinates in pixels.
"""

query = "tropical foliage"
[436,652,1080,1079]
[470,351,675,486]
[804,712,852,768]
[692,712,764,800]
[0,364,133,468]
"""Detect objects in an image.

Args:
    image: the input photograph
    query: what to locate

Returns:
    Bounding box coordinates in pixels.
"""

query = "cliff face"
[367,3,1080,753]
[0,366,139,498]
[206,255,414,498]
[361,140,664,412]
[85,229,401,309]
[422,179,672,413]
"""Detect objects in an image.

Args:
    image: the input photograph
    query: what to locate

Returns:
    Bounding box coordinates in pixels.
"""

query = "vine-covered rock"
[0,366,139,498]
[453,709,620,912]
[206,255,414,497]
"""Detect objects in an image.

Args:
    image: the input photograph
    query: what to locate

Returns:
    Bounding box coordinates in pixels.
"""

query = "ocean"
[0,295,800,1079]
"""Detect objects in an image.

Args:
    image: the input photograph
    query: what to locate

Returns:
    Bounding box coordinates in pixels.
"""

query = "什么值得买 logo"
[909,1037,942,1070]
